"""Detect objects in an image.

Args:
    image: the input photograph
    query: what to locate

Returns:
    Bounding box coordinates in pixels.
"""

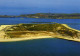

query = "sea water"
[0,38,80,56]
[0,18,80,56]
[0,17,80,30]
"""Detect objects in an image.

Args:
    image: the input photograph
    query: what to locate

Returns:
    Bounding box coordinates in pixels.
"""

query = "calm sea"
[0,18,80,56]
[0,17,80,30]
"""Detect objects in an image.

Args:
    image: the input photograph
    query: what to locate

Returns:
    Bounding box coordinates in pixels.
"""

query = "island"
[20,13,80,19]
[0,13,80,19]
[0,23,80,42]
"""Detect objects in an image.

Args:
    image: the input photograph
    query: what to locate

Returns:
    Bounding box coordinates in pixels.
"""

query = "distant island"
[0,23,80,42]
[0,13,80,19]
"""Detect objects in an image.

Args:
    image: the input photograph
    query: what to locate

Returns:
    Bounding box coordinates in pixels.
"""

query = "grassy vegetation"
[4,23,79,39]
[0,13,80,19]
[20,13,80,19]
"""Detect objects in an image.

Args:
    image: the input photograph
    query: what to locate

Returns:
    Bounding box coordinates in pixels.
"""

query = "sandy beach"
[0,36,53,42]
[0,24,80,42]
[0,34,80,42]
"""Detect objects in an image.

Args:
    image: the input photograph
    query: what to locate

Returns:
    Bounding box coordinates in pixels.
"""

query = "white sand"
[0,34,80,42]
[0,36,53,42]
[0,24,80,42]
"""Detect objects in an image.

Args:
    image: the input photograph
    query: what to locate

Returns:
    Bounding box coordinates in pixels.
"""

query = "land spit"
[0,23,80,42]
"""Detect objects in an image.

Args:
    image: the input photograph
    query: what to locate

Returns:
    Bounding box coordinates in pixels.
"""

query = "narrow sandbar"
[0,36,53,42]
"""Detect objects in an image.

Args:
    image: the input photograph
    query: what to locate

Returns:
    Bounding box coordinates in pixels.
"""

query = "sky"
[0,0,80,15]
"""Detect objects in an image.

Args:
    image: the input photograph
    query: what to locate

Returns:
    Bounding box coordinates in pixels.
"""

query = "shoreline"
[0,34,80,42]
[54,35,80,42]
[0,23,80,42]
[0,36,53,42]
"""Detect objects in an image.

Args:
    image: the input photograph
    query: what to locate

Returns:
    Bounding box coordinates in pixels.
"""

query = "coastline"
[0,36,53,42]
[0,23,80,42]
[54,35,80,42]
[0,34,80,42]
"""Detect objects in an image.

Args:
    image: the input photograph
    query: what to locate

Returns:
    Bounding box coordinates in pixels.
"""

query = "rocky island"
[0,23,80,42]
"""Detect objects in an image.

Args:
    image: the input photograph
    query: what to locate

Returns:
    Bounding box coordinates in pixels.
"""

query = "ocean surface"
[0,17,80,30]
[0,18,80,56]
